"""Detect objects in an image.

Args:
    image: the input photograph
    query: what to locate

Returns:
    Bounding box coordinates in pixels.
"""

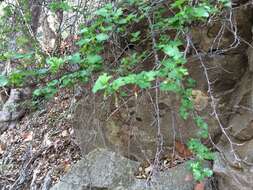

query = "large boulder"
[51,148,213,190]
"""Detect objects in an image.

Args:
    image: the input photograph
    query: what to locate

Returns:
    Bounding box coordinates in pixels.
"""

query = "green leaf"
[160,41,183,60]
[188,160,213,181]
[135,71,157,89]
[48,79,58,87]
[188,139,214,160]
[49,1,71,12]
[114,8,123,18]
[218,0,231,7]
[36,68,49,75]
[96,33,109,42]
[87,54,102,64]
[78,27,89,34]
[112,78,126,91]
[179,107,189,120]
[198,130,209,138]
[92,73,112,93]
[187,78,196,88]
[203,168,213,177]
[12,52,33,60]
[193,7,209,18]
[130,31,141,42]
[195,116,208,130]
[163,45,182,59]
[68,53,81,64]
[47,57,65,73]
[122,74,136,83]
[160,81,180,92]
[76,38,92,46]
[33,88,43,97]
[96,7,109,17]
[33,80,59,99]
[171,0,186,8]
[8,70,26,86]
[60,77,73,87]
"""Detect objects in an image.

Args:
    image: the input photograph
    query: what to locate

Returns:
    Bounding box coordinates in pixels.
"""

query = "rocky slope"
[1,1,253,190]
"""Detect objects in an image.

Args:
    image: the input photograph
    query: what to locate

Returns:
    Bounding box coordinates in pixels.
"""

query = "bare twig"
[146,7,163,182]
[15,0,51,57]
[188,35,243,163]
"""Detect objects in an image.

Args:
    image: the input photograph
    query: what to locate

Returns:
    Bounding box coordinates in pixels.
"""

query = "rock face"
[1,1,253,189]
[72,4,253,190]
[51,148,212,190]
[74,89,220,160]
[213,152,253,190]
[73,3,253,161]
[210,5,253,190]
[73,53,248,161]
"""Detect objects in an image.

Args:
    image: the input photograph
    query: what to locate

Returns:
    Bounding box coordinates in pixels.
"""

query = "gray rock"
[228,111,253,141]
[2,89,21,112]
[51,148,138,190]
[51,149,205,190]
[0,88,29,133]
[213,152,253,190]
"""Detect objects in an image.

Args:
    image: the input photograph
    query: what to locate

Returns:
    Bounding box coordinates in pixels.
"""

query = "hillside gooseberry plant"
[0,0,231,181]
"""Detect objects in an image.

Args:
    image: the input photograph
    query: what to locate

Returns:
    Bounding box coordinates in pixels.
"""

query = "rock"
[213,152,253,190]
[187,54,247,94]
[0,89,27,133]
[228,111,253,141]
[223,24,253,141]
[213,45,253,189]
[51,148,212,190]
[217,137,253,167]
[0,111,11,122]
[191,5,252,53]
[214,136,253,190]
[73,89,221,160]
[73,53,248,160]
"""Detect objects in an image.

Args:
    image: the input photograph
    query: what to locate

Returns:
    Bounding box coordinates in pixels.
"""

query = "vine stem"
[146,7,163,179]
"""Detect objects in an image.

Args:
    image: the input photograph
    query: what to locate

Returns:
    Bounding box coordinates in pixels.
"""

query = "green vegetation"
[0,0,231,181]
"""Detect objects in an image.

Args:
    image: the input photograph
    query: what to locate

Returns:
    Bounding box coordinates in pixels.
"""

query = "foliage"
[0,0,231,182]
[49,1,71,12]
